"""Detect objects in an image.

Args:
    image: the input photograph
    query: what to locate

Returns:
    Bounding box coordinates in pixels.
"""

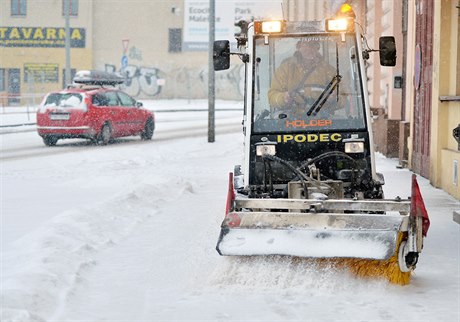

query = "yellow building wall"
[1,1,93,105]
[430,0,460,199]
[2,47,92,102]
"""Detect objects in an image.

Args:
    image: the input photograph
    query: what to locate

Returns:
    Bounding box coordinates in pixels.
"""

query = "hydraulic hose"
[262,154,309,199]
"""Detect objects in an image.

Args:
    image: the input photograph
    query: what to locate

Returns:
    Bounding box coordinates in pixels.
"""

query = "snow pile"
[2,177,194,321]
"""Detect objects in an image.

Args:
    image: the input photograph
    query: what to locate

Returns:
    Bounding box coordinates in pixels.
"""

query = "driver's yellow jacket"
[268,53,336,112]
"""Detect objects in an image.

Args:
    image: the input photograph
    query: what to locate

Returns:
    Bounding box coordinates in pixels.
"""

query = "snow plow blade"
[216,199,411,260]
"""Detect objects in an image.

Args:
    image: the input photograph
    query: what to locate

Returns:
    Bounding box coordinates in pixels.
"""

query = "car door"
[117,91,145,134]
[103,91,127,137]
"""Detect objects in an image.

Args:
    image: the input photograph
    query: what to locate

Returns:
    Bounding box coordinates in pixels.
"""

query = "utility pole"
[64,0,71,88]
[208,0,215,143]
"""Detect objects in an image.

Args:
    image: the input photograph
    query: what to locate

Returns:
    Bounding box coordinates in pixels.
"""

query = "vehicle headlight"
[344,141,364,153]
[256,143,277,156]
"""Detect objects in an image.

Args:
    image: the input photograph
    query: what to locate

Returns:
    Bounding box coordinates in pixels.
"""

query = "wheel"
[43,136,58,146]
[140,117,154,140]
[98,123,112,145]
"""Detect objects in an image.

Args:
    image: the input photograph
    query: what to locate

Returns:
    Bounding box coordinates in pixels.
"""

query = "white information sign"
[183,1,283,51]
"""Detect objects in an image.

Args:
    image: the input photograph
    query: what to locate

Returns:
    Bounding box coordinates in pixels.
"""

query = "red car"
[36,70,155,146]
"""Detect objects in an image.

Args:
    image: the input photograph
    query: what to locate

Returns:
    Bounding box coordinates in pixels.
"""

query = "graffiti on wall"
[165,64,245,100]
[104,61,245,100]
[105,64,163,98]
[215,63,245,98]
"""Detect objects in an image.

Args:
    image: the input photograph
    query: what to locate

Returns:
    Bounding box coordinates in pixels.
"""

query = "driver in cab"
[268,38,337,117]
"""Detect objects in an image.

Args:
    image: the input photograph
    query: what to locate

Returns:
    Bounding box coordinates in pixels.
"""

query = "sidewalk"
[454,210,460,224]
[376,152,460,226]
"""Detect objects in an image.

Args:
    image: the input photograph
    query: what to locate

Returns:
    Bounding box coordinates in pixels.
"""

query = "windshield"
[252,34,366,133]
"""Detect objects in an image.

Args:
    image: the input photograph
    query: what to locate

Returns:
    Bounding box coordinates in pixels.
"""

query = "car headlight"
[256,143,277,156]
[344,141,364,153]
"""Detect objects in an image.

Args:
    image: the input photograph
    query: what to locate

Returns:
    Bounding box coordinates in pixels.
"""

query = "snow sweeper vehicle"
[212,6,430,285]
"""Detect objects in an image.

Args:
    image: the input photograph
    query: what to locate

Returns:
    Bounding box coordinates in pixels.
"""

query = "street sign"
[121,55,128,68]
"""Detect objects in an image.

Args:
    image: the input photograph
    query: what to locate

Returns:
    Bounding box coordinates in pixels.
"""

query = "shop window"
[11,0,26,16]
[62,0,78,16]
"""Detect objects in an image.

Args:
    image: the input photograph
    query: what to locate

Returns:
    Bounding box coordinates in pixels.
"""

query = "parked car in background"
[36,70,155,146]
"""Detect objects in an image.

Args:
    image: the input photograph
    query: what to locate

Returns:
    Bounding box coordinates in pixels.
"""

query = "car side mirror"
[136,101,143,108]
[379,36,397,66]
[213,40,230,71]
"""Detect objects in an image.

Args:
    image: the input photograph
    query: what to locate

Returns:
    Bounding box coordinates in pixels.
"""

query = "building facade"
[366,0,459,199]
[1,0,285,104]
[1,0,93,105]
[424,0,459,199]
[0,0,213,104]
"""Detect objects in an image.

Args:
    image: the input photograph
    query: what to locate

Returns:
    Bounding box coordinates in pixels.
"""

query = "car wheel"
[43,136,58,146]
[141,117,154,140]
[98,123,112,145]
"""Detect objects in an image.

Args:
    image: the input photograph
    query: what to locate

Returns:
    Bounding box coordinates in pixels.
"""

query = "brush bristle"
[295,233,412,285]
[339,232,411,285]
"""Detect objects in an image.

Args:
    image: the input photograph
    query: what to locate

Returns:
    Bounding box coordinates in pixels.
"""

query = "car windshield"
[252,33,366,133]
[41,93,87,110]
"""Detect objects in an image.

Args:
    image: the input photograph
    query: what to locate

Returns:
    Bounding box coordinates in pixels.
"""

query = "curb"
[454,210,460,225]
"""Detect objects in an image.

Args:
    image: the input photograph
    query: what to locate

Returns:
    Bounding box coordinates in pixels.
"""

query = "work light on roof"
[262,21,283,33]
[326,18,350,32]
[254,20,284,34]
[325,3,355,32]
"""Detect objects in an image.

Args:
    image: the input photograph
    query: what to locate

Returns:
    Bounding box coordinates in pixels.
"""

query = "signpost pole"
[64,0,71,88]
[208,0,215,143]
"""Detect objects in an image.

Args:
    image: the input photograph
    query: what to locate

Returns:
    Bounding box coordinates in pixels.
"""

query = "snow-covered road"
[1,100,459,322]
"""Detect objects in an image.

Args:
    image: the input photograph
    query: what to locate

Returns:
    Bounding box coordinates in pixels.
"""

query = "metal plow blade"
[216,212,407,260]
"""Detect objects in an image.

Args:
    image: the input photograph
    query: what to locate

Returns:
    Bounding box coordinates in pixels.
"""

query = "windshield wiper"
[306,75,342,116]
[307,43,342,117]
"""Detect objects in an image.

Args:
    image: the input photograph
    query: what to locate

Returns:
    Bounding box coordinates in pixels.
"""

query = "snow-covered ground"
[1,100,459,322]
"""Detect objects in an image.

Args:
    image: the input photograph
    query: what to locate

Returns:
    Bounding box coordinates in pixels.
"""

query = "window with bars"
[11,0,26,16]
[0,69,5,91]
[168,29,182,53]
[62,0,79,16]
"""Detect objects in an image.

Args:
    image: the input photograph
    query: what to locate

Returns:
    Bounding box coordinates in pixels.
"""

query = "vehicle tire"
[43,136,58,146]
[98,123,112,145]
[140,117,154,140]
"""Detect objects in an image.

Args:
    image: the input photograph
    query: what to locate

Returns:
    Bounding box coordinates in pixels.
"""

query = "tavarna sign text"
[0,27,86,48]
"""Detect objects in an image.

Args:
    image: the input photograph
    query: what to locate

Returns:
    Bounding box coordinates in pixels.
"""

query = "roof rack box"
[73,70,125,86]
